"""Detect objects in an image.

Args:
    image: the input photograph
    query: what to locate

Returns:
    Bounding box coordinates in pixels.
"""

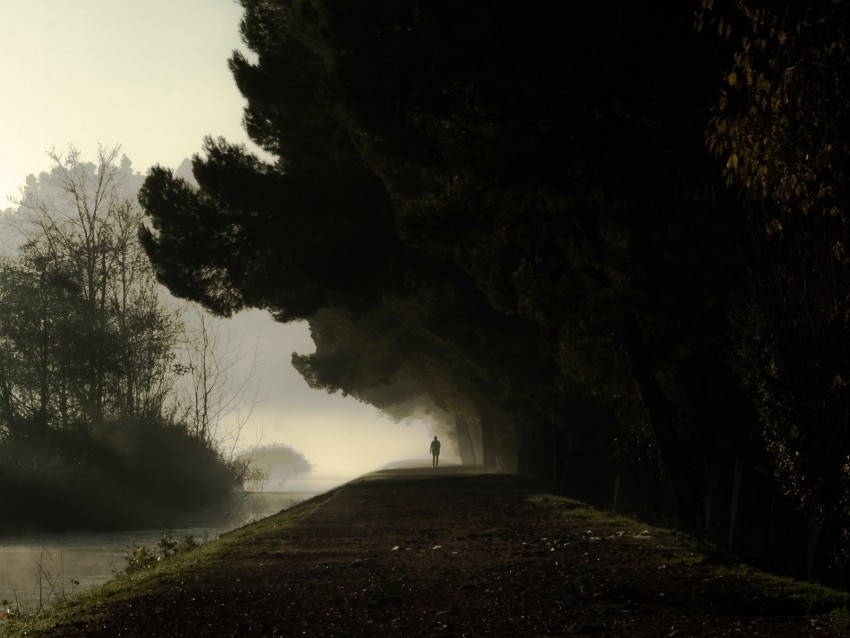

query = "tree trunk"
[481,414,498,467]
[728,453,744,552]
[454,417,477,465]
[807,507,821,581]
[612,475,622,513]
[496,418,520,473]
[621,314,704,532]
[471,399,498,468]
[516,423,541,478]
[517,420,563,481]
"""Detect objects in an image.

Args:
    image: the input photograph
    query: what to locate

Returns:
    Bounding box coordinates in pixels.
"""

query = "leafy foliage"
[700,0,850,557]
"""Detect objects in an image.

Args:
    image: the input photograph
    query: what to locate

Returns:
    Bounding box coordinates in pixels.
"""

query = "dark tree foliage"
[139,139,399,320]
[139,0,738,526]
[699,0,850,576]
[142,0,843,580]
[280,0,742,531]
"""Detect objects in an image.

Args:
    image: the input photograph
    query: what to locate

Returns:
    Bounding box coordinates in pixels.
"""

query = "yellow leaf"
[727,153,739,170]
[765,218,783,237]
[727,71,737,87]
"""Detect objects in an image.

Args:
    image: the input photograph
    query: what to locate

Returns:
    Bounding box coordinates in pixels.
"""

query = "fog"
[218,310,461,490]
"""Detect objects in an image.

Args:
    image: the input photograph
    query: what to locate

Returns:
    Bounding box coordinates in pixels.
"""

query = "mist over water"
[0,492,313,610]
[1,530,184,609]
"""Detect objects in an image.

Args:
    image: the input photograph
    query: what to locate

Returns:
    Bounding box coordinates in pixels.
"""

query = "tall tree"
[140,0,745,536]
[14,147,164,425]
[0,258,85,433]
[699,0,850,569]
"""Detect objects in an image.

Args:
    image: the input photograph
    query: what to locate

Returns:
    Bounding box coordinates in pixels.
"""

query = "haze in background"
[0,0,455,490]
[224,309,458,490]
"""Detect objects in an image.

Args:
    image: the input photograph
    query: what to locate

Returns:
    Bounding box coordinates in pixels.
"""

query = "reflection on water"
[0,492,314,610]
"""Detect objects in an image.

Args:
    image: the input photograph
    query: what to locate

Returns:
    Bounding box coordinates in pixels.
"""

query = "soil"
[18,466,848,637]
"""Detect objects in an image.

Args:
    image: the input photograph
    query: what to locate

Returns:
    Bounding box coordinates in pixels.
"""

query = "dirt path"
[16,466,847,637]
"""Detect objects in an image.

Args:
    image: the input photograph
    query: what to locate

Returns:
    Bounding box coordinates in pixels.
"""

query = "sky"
[0,0,454,488]
[0,0,251,203]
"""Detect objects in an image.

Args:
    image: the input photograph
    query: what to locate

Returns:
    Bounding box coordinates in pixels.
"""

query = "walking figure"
[430,436,441,468]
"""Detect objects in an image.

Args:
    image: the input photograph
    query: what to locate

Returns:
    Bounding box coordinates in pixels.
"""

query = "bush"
[0,421,243,533]
[121,532,208,575]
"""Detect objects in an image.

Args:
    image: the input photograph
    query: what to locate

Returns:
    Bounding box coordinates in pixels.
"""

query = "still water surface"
[0,492,314,610]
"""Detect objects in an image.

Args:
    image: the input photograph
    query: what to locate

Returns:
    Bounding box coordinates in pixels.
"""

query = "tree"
[11,146,177,427]
[0,258,84,434]
[240,443,312,490]
[0,148,253,531]
[277,0,740,529]
[179,304,260,455]
[699,0,850,574]
[140,0,752,538]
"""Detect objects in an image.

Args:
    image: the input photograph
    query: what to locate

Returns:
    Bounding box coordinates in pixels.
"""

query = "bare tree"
[7,146,180,428]
[179,304,262,455]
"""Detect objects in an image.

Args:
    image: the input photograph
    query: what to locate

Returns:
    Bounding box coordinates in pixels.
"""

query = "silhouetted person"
[430,436,441,468]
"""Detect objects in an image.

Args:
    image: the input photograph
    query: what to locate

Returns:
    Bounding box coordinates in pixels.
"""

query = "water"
[0,492,314,611]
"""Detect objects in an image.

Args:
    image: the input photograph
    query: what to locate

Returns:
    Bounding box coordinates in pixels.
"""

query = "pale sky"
[0,0,452,487]
[0,0,252,203]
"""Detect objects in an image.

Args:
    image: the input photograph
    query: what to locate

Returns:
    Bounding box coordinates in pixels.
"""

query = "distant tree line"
[138,0,850,586]
[0,148,250,532]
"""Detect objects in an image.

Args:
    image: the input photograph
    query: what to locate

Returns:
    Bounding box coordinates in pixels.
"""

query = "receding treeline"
[0,148,256,532]
[134,0,850,586]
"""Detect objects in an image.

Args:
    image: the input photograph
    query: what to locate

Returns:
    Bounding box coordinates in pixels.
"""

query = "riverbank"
[2,466,847,637]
